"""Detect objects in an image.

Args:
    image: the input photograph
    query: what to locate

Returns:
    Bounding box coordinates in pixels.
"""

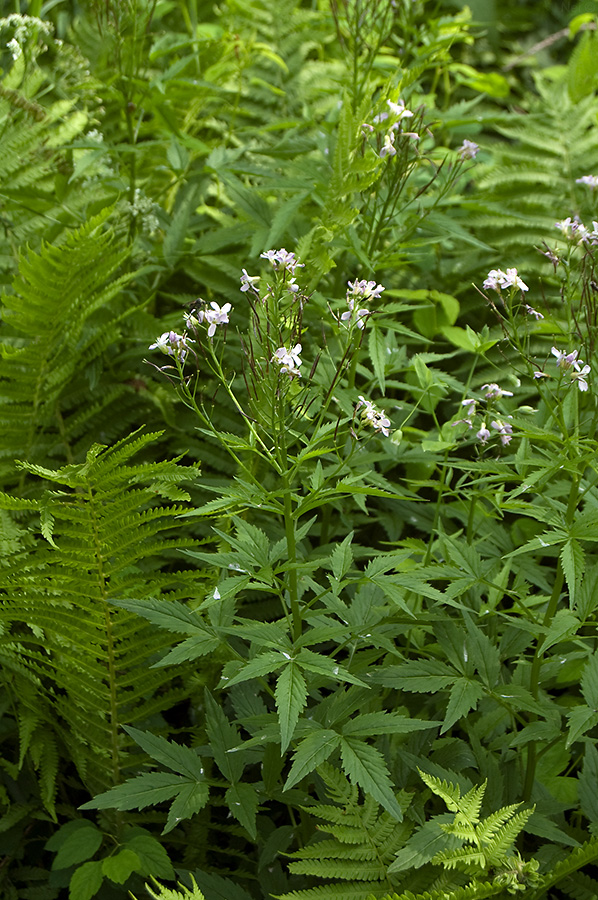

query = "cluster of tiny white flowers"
[483,267,529,293]
[0,14,53,59]
[458,139,479,160]
[149,330,193,362]
[272,343,302,378]
[127,188,160,236]
[576,175,598,188]
[356,396,391,437]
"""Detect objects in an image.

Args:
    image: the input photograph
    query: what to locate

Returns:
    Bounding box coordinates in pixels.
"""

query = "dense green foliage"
[2,1,598,899]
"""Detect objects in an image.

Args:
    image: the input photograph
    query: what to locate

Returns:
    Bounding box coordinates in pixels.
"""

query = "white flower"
[204,302,231,338]
[260,248,304,275]
[576,175,598,188]
[356,396,391,437]
[482,383,514,399]
[491,420,513,446]
[462,398,476,415]
[387,99,414,121]
[380,132,396,158]
[551,347,579,370]
[149,330,193,361]
[476,425,491,444]
[501,268,528,292]
[458,139,479,160]
[340,299,370,330]
[372,111,389,124]
[7,37,21,59]
[361,122,375,136]
[273,343,302,377]
[483,269,505,292]
[571,364,591,391]
[240,269,259,292]
[347,279,385,301]
[555,216,589,243]
[524,304,544,320]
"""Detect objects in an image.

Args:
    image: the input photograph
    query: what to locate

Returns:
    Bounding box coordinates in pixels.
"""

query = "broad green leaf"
[51,821,103,869]
[80,773,189,811]
[285,729,340,789]
[68,860,103,900]
[123,727,205,780]
[123,834,175,880]
[102,849,141,884]
[441,678,484,733]
[276,662,308,753]
[164,780,209,834]
[225,782,259,839]
[339,736,403,820]
[204,690,244,783]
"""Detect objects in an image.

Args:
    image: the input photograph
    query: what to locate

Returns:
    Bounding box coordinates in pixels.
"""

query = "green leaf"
[342,712,438,737]
[123,833,175,880]
[224,650,284,687]
[225,782,259,839]
[50,821,103,869]
[339,736,403,820]
[164,780,209,834]
[68,860,103,900]
[296,648,369,687]
[330,531,354,582]
[204,690,244,783]
[582,652,598,708]
[80,773,190,811]
[543,609,581,653]
[374,660,456,692]
[579,744,598,824]
[112,597,204,634]
[285,729,341,790]
[368,325,386,393]
[560,539,585,604]
[442,678,484,733]
[153,633,220,667]
[567,706,598,747]
[276,661,308,753]
[102,848,141,884]
[123,727,205,780]
[163,182,199,266]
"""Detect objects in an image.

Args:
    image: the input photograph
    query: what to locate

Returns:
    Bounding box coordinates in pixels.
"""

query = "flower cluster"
[260,248,304,275]
[550,346,590,391]
[362,98,419,159]
[0,13,53,59]
[458,139,479,160]
[483,267,529,293]
[149,330,193,362]
[339,279,385,330]
[576,175,598,188]
[477,420,513,446]
[186,301,231,338]
[554,216,598,245]
[453,383,515,447]
[355,396,391,437]
[272,344,302,378]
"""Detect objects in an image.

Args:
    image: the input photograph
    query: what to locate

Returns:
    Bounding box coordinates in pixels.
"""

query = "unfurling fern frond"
[0,430,203,805]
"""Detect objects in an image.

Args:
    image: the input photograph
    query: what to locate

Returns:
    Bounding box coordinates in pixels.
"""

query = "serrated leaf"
[369,325,386,393]
[330,532,354,582]
[560,539,585,605]
[124,727,204,779]
[441,678,484,733]
[567,706,598,747]
[276,661,308,753]
[341,712,438,737]
[339,736,403,820]
[80,773,190,811]
[285,730,340,790]
[68,860,103,900]
[111,597,203,634]
[582,653,598,709]
[153,633,220,667]
[204,690,244,783]
[579,744,598,823]
[225,782,259,838]
[543,609,581,653]
[224,650,284,687]
[296,648,369,687]
[164,780,209,834]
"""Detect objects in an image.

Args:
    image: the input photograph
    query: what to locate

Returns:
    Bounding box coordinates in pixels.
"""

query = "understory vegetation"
[2,1,598,898]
